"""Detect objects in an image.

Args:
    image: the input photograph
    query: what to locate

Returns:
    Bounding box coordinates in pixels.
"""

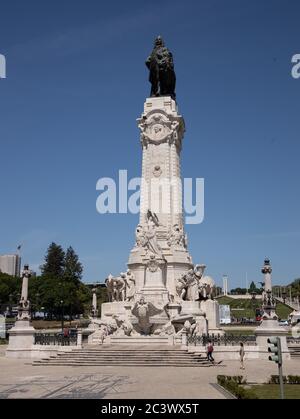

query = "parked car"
[278,319,289,326]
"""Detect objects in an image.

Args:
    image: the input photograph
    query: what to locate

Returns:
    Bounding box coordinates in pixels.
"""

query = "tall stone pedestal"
[135,255,169,305]
[128,96,193,299]
[255,320,290,360]
[202,299,223,335]
[6,320,35,359]
[97,94,225,342]
[255,258,290,360]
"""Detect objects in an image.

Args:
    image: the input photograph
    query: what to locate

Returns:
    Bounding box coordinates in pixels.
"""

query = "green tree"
[249,281,256,292]
[230,288,247,295]
[64,246,83,283]
[37,276,63,319]
[41,242,65,278]
[289,278,300,299]
[249,281,261,294]
[0,272,20,308]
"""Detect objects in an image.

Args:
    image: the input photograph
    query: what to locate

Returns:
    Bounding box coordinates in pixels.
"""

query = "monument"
[255,258,290,359]
[92,37,222,343]
[6,264,36,358]
[91,288,98,318]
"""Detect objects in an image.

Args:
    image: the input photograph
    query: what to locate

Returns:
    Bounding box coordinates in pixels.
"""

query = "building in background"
[0,254,21,277]
[219,304,231,324]
[222,275,229,295]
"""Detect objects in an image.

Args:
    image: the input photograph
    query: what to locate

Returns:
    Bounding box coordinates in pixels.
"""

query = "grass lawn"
[5,318,91,330]
[32,320,89,329]
[217,296,234,305]
[217,296,293,320]
[275,303,292,320]
[247,384,300,399]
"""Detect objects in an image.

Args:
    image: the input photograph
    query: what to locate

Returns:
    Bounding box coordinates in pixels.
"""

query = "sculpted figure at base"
[153,321,175,336]
[175,264,215,302]
[167,224,187,249]
[90,314,133,337]
[89,317,117,336]
[105,273,126,302]
[198,276,215,300]
[132,297,164,335]
[175,275,187,301]
[113,315,134,337]
[177,320,195,337]
[125,270,136,302]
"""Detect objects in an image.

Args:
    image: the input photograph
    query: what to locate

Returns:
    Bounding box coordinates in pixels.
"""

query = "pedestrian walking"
[239,342,245,370]
[206,340,214,363]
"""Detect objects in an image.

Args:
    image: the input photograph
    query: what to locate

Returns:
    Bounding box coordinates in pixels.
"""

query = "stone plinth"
[101,302,127,320]
[201,299,223,334]
[6,320,36,359]
[255,319,290,360]
[255,258,290,360]
[180,301,204,317]
[128,96,193,297]
[167,303,182,319]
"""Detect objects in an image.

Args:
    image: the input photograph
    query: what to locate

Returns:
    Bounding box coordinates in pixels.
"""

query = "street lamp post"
[60,300,64,332]
[34,292,40,320]
[8,294,13,317]
[251,291,256,319]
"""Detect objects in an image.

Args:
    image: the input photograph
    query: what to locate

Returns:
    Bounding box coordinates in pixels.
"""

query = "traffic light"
[267,337,282,365]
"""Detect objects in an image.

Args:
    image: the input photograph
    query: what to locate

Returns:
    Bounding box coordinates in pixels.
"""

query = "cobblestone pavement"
[0,346,299,399]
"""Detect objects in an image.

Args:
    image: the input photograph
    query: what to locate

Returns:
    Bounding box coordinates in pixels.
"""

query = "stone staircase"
[288,345,300,359]
[33,346,212,367]
[275,297,300,311]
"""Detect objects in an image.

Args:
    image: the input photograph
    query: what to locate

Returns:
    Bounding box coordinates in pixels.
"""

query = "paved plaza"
[1,345,299,399]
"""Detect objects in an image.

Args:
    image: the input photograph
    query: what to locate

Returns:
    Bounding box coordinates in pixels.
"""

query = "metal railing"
[287,336,300,345]
[34,332,78,346]
[187,333,257,346]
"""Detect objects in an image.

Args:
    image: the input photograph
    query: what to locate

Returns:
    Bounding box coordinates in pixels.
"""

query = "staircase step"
[32,346,210,367]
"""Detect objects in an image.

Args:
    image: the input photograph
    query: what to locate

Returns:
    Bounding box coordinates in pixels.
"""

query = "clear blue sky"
[0,0,299,289]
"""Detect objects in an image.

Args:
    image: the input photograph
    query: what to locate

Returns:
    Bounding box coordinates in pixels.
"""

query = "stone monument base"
[255,319,290,360]
[101,302,127,320]
[180,300,224,335]
[6,320,36,359]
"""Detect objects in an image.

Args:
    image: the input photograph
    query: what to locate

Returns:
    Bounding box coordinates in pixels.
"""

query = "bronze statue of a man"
[146,36,176,100]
